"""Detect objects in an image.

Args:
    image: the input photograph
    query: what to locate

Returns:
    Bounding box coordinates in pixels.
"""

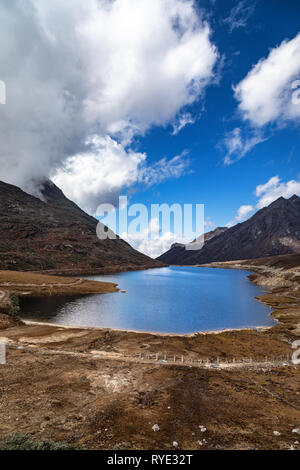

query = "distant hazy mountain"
[0,180,163,274]
[157,195,300,265]
[158,226,228,264]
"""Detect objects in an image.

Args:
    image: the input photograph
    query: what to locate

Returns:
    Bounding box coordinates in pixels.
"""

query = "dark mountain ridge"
[157,195,300,265]
[0,179,162,274]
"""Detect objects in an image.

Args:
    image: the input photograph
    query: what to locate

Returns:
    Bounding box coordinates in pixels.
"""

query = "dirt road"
[0,332,299,450]
[0,258,299,450]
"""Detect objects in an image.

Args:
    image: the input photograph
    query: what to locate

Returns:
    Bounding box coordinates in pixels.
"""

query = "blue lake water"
[20,266,275,334]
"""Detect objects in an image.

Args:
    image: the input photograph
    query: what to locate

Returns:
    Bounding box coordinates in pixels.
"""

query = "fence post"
[0,342,5,365]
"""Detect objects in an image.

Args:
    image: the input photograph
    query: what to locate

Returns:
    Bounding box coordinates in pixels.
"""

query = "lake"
[20,266,275,334]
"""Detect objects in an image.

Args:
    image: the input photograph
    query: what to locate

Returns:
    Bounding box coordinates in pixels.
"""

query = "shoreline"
[18,264,276,338]
[22,319,275,338]
[178,258,300,336]
[4,261,293,338]
[1,256,298,339]
[1,257,299,450]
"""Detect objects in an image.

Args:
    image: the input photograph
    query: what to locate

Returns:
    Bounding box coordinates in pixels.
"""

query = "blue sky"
[1,0,300,257]
[127,0,300,231]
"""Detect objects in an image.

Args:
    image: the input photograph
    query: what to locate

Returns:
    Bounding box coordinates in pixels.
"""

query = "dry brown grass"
[0,270,118,296]
[0,338,299,450]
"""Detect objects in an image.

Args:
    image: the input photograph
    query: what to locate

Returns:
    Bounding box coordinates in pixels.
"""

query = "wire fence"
[1,341,295,369]
[135,351,293,367]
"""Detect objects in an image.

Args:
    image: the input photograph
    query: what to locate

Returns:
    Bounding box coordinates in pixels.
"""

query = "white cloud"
[53,137,190,212]
[223,0,256,33]
[122,217,190,258]
[139,152,190,187]
[223,128,265,164]
[0,0,218,207]
[255,176,280,197]
[234,32,300,126]
[227,176,300,229]
[171,113,195,135]
[255,176,300,209]
[237,205,255,219]
[53,135,146,212]
[204,217,216,231]
[226,204,254,228]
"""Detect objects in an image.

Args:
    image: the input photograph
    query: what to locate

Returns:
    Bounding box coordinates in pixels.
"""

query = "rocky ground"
[199,254,300,336]
[0,327,299,450]
[0,255,299,450]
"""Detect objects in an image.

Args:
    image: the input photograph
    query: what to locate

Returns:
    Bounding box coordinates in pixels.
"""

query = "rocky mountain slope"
[0,180,162,274]
[157,195,300,265]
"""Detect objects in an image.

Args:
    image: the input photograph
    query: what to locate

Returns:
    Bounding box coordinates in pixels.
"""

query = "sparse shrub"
[113,442,130,450]
[9,293,20,317]
[0,433,81,450]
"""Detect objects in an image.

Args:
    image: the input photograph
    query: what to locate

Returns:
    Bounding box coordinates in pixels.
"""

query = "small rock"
[198,439,207,447]
[173,441,178,448]
[199,425,207,432]
[152,424,160,432]
[292,428,300,435]
[273,431,281,436]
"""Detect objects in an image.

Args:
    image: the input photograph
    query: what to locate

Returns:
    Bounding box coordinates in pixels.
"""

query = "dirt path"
[3,338,293,372]
[0,278,84,289]
[0,290,8,302]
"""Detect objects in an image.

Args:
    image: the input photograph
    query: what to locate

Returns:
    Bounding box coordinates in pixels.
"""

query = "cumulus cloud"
[122,217,190,258]
[226,204,254,228]
[53,138,190,212]
[223,127,265,164]
[0,0,218,207]
[234,32,300,126]
[223,32,300,165]
[255,176,300,209]
[223,0,256,33]
[53,135,146,211]
[256,176,280,197]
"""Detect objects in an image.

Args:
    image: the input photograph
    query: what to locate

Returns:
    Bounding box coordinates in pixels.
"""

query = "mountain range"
[1,179,300,273]
[157,195,300,265]
[0,180,162,274]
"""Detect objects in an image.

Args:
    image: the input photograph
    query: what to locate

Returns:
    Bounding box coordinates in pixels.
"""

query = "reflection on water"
[20,266,275,334]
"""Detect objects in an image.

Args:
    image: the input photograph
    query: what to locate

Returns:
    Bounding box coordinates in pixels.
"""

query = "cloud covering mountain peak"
[0,0,218,211]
